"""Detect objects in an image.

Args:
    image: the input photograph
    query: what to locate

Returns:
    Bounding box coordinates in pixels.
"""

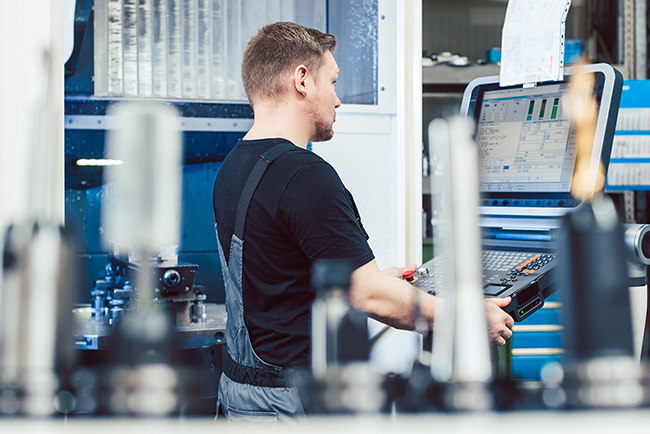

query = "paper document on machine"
[500,0,571,87]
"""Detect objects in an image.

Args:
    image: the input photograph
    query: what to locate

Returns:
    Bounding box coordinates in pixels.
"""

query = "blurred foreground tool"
[547,65,645,409]
[298,259,384,414]
[0,49,79,416]
[98,103,190,416]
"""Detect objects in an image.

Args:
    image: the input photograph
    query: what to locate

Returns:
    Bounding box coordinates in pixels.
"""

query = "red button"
[402,270,414,279]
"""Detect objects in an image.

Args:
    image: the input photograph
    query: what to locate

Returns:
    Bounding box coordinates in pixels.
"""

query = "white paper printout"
[500,0,571,87]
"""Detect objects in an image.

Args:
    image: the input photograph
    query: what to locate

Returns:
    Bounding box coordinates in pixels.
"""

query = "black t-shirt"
[213,138,375,368]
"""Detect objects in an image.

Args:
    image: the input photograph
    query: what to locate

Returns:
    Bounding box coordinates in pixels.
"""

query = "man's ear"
[293,64,309,97]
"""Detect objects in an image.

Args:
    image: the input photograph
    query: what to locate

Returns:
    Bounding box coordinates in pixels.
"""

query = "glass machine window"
[93,0,379,105]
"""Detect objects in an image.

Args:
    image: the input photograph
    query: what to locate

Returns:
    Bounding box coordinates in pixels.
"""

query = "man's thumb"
[490,296,511,307]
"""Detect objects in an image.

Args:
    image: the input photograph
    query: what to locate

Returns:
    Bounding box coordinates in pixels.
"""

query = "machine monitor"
[411,64,624,321]
[460,63,623,219]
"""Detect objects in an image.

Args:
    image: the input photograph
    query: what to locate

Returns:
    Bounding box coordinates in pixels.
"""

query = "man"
[212,21,513,421]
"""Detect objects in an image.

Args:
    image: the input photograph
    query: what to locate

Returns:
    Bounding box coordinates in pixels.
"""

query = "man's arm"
[348,259,514,346]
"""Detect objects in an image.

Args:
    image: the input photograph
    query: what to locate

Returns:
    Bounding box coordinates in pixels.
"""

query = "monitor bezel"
[460,63,622,218]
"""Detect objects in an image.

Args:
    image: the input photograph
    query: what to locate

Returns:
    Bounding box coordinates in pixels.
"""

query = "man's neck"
[244,99,312,149]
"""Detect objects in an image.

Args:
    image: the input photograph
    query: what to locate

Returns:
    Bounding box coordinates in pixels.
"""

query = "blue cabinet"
[510,291,564,381]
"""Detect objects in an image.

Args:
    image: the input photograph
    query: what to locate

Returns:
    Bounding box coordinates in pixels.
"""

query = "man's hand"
[354,261,515,342]
[484,297,514,346]
[381,264,417,279]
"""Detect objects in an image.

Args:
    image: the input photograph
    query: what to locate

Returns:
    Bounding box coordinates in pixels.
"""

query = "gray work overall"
[215,143,306,422]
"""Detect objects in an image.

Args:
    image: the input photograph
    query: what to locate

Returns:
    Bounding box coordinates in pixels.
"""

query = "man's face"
[309,51,341,142]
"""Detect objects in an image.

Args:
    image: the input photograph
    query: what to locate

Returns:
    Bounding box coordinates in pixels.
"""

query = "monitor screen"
[465,69,610,210]
[477,83,574,193]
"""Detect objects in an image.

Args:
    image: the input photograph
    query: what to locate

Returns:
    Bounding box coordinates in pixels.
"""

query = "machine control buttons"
[408,251,557,306]
[402,269,416,283]
[484,252,556,283]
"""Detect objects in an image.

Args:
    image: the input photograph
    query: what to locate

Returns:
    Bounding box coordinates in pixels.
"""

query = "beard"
[313,119,334,142]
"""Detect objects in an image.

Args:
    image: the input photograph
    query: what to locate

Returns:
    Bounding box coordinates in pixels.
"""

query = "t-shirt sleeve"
[278,161,375,270]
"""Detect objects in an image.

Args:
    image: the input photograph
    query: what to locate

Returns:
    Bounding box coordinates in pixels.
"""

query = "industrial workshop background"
[1,0,650,422]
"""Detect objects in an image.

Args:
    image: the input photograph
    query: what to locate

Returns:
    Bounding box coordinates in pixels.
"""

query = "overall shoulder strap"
[233,142,297,240]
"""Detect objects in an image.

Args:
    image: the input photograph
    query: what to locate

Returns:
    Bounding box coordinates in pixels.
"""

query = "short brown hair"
[241,21,337,105]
